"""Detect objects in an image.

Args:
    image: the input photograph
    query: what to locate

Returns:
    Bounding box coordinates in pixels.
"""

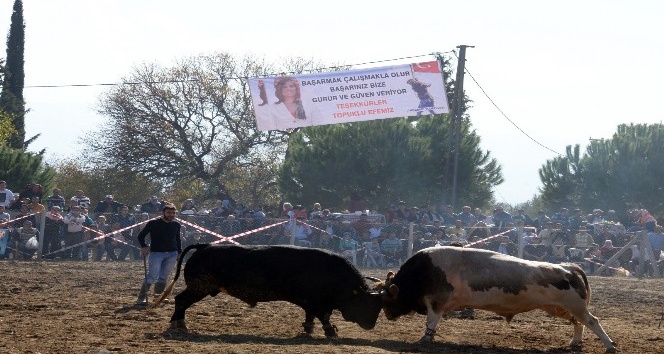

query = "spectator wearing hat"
[94,194,123,214]
[574,227,596,250]
[589,209,605,224]
[141,196,165,214]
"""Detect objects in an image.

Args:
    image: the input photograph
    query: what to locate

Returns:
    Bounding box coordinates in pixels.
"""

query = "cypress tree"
[1,0,26,149]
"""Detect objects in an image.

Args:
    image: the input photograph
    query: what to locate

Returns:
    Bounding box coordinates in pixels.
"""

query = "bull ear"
[388,284,399,297]
[386,271,395,281]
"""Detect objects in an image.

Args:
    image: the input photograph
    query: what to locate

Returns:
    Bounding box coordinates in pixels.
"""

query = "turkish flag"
[412,61,440,73]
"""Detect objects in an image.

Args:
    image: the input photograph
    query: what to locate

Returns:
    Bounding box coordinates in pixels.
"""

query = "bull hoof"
[169,320,188,332]
[296,331,313,338]
[323,325,338,338]
[301,321,315,336]
[569,340,582,349]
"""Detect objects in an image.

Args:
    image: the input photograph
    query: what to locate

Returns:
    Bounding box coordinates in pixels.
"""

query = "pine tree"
[1,0,26,149]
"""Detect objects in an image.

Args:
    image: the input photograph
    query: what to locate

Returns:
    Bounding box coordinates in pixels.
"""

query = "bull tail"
[577,266,591,306]
[148,243,209,309]
[566,263,591,306]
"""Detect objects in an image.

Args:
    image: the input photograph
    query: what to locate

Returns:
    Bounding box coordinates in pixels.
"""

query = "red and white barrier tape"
[0,212,38,228]
[298,220,370,251]
[176,218,240,245]
[42,216,160,257]
[205,219,289,245]
[464,228,516,248]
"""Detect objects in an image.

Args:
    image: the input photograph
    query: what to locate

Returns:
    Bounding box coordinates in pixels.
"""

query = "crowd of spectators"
[1,180,662,276]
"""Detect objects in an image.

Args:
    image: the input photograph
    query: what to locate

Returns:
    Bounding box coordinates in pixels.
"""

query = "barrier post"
[517,226,524,259]
[407,222,414,259]
[37,210,46,260]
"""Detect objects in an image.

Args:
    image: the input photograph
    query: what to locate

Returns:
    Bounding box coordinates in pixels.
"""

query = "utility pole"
[448,45,473,208]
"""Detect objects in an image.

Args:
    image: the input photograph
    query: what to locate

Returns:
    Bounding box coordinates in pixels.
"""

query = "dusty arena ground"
[0,260,663,354]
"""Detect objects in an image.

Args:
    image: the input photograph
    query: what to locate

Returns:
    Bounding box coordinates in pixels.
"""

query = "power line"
[22,52,452,89]
[454,50,562,156]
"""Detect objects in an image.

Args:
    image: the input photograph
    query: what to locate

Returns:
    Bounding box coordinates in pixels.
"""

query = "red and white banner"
[248,61,449,131]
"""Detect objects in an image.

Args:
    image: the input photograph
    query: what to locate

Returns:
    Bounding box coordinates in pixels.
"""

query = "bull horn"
[364,276,382,282]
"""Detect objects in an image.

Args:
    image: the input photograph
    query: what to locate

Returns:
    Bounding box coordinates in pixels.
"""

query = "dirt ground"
[1,260,663,354]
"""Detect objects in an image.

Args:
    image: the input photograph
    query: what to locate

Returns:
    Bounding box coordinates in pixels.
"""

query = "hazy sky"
[2,0,662,205]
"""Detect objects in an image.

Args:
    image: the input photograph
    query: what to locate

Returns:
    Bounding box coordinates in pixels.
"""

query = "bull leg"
[318,312,338,338]
[570,322,584,348]
[301,312,315,336]
[419,307,443,343]
[169,288,208,331]
[576,310,616,353]
[552,304,616,353]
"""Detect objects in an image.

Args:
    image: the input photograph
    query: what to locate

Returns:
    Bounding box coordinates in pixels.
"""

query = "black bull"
[153,244,383,337]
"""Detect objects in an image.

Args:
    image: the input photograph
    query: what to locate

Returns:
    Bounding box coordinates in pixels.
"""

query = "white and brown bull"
[375,246,616,352]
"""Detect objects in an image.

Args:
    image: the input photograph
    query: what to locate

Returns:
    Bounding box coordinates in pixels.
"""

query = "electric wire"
[453,50,562,156]
[22,52,451,89]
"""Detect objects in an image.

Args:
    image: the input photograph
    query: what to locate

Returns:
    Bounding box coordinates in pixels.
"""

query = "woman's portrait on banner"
[254,76,318,130]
